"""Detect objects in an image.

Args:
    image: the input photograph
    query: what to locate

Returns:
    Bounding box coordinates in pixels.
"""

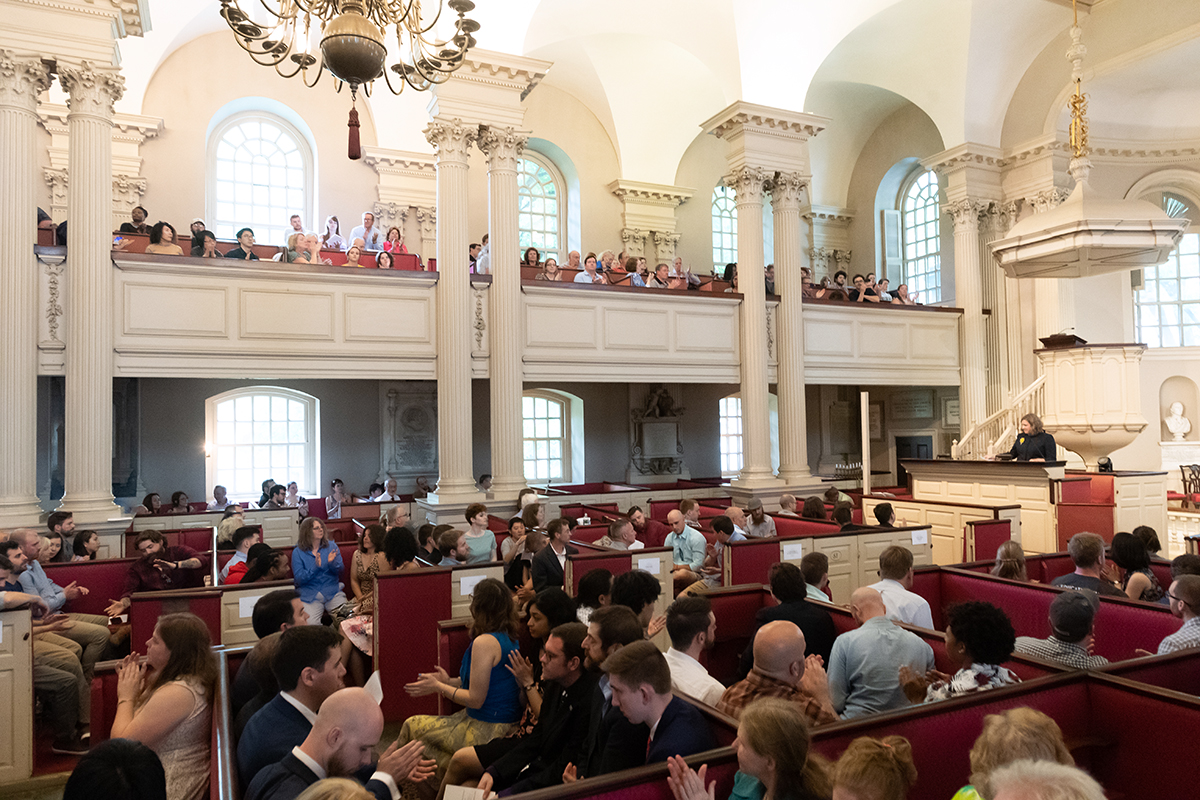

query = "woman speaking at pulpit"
[1005,413,1057,462]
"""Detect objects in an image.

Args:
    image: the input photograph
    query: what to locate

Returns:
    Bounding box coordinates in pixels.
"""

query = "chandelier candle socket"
[220,0,480,158]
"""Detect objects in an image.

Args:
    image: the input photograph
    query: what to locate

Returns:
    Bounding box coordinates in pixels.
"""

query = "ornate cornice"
[38,102,161,142]
[608,180,694,208]
[922,143,1006,174]
[802,205,854,224]
[11,0,147,38]
[476,125,528,172]
[456,49,551,101]
[424,118,477,163]
[0,51,52,112]
[361,146,437,180]
[702,102,829,141]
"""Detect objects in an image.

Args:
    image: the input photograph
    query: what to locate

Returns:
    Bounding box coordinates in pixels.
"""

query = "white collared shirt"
[281,691,318,724]
[291,745,400,800]
[664,647,725,706]
[867,579,934,629]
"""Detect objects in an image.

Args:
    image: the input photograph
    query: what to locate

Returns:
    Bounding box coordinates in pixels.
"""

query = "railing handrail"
[953,375,1046,459]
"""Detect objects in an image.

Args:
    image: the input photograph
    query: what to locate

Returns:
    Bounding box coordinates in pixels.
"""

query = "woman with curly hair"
[833,735,918,800]
[900,601,1018,703]
[400,578,524,778]
[951,708,1074,800]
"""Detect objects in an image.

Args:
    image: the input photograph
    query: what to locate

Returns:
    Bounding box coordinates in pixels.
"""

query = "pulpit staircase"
[951,376,1046,460]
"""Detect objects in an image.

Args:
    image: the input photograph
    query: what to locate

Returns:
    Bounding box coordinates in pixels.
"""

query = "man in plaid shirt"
[1159,575,1200,654]
[716,620,837,725]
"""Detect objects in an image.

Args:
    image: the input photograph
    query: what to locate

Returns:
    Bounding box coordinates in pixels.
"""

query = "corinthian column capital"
[769,171,808,210]
[424,118,478,163]
[476,125,528,171]
[724,166,768,204]
[945,198,989,232]
[58,62,124,119]
[0,51,51,112]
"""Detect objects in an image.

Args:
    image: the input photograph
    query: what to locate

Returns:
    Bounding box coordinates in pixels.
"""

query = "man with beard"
[103,530,207,617]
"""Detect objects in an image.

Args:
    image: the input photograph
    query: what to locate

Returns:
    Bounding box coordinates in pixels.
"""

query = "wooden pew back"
[44,557,141,617]
[124,526,216,557]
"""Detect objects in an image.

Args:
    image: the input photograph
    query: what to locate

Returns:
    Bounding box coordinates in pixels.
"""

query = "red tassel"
[348,106,361,160]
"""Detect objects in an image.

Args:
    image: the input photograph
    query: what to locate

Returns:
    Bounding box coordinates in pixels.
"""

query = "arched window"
[902,170,942,303]
[205,387,319,502]
[518,154,563,263]
[1135,192,1200,347]
[712,185,738,273]
[209,111,313,246]
[522,390,583,483]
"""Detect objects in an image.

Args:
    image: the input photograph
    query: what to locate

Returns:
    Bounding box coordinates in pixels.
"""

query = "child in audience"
[832,736,917,800]
[463,503,497,564]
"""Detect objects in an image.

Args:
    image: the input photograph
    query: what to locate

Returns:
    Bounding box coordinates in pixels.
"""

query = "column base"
[487,476,529,503]
[416,491,486,526]
[0,497,45,529]
[730,472,785,512]
[56,493,125,526]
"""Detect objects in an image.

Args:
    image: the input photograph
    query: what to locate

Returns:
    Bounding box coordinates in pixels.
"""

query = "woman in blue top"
[291,517,347,624]
[401,578,523,778]
[462,503,497,564]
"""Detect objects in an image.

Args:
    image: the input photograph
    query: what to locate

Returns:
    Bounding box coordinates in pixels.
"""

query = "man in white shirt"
[475,233,491,274]
[348,212,384,250]
[778,494,800,517]
[565,250,581,270]
[208,484,232,511]
[375,478,401,503]
[866,546,934,629]
[663,594,725,706]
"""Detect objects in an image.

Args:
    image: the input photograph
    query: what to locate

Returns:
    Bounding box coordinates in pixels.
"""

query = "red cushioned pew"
[44,557,145,617]
[123,526,217,557]
[1095,647,1200,695]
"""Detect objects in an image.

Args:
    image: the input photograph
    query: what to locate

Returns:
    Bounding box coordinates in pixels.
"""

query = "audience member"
[37,533,61,564]
[826,587,934,718]
[893,284,918,305]
[532,517,576,591]
[825,485,852,506]
[686,515,743,592]
[679,499,702,530]
[401,578,524,777]
[245,688,431,800]
[120,205,150,235]
[500,517,528,565]
[665,510,706,593]
[463,503,497,564]
[1050,533,1124,596]
[221,526,263,583]
[832,503,854,528]
[849,274,880,303]
[724,506,749,537]
[218,505,247,547]
[595,516,644,550]
[574,252,607,284]
[521,588,579,714]
[383,226,408,254]
[629,505,669,548]
[142,220,184,255]
[322,216,346,250]
[521,500,546,533]
[238,625,346,785]
[1158,574,1200,653]
[1133,524,1167,562]
[348,212,383,250]
[474,234,491,274]
[985,760,1104,800]
[208,484,232,510]
[192,229,219,258]
[325,479,348,519]
[535,258,561,280]
[414,524,439,567]
[1110,530,1165,602]
[376,478,402,502]
[348,524,387,615]
[800,552,831,602]
[103,530,207,617]
[294,778,374,800]
[446,622,596,795]
[666,698,830,800]
[1014,589,1108,669]
[744,498,776,538]
[72,529,100,561]
[522,246,541,268]
[801,495,827,520]
[575,568,612,624]
[992,540,1028,581]
[166,491,191,514]
[872,503,895,527]
[344,245,364,268]
[875,277,894,302]
[225,227,260,260]
[832,736,918,800]
[241,546,291,584]
[901,601,1018,703]
[952,708,1075,800]
[867,546,934,629]
[719,620,837,725]
[437,528,467,566]
[737,562,835,681]
[610,568,665,637]
[663,595,724,705]
[111,613,217,800]
[1171,553,1200,578]
[779,494,800,516]
[63,738,167,800]
[292,518,348,623]
[626,256,647,287]
[46,510,76,563]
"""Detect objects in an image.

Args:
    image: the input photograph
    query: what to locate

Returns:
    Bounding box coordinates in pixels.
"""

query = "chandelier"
[990,0,1185,279]
[220,0,480,157]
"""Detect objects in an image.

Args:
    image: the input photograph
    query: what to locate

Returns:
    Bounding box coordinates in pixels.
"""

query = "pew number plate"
[239,595,264,618]
[911,529,929,545]
[460,575,486,596]
[637,557,661,575]
[782,542,805,561]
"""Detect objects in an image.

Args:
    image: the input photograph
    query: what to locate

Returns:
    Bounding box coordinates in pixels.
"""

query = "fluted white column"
[425,119,481,501]
[948,198,989,437]
[999,202,1026,396]
[978,205,1006,416]
[0,52,52,525]
[59,62,124,521]
[477,126,528,496]
[773,172,811,484]
[728,167,778,487]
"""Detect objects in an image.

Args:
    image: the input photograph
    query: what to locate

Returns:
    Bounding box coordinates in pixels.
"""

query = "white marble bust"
[1166,401,1192,441]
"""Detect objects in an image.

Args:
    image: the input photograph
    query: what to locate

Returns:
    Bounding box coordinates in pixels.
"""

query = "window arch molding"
[897,168,943,304]
[517,150,568,263]
[204,386,320,503]
[206,101,317,247]
[522,388,585,484]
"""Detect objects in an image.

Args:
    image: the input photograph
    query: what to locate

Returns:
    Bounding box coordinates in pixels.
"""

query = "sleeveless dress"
[463,531,496,565]
[141,679,212,800]
[340,551,384,655]
[398,631,522,777]
[1123,567,1166,602]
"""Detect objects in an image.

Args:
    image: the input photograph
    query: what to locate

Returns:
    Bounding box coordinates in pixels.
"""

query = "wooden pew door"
[0,609,33,782]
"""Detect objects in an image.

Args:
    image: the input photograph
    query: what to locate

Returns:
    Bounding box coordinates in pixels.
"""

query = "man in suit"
[245,688,432,800]
[737,562,836,681]
[531,517,577,592]
[238,625,346,786]
[604,640,716,763]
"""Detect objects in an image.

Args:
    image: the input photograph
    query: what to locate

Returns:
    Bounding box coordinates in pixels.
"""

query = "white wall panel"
[124,283,228,338]
[240,290,334,340]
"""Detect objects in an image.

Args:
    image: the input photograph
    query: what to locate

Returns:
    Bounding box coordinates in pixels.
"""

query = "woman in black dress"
[1006,413,1056,462]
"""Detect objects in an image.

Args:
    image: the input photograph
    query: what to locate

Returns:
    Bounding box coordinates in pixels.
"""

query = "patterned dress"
[340,551,387,655]
[924,662,1019,702]
[1123,567,1166,603]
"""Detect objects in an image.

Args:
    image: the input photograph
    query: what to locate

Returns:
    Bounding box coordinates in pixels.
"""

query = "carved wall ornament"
[416,206,437,238]
[620,228,648,256]
[769,172,808,209]
[43,258,65,342]
[628,384,687,477]
[1025,188,1071,214]
[473,288,486,351]
[372,201,410,231]
[766,305,775,361]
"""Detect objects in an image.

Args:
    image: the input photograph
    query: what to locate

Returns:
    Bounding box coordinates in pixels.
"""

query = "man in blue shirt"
[664,511,706,596]
[824,587,935,718]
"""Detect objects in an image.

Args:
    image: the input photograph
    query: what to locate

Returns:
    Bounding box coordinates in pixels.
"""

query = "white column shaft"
[478,127,528,495]
[60,63,124,521]
[729,167,776,486]
[949,199,988,436]
[0,52,51,524]
[426,119,480,500]
[773,173,811,483]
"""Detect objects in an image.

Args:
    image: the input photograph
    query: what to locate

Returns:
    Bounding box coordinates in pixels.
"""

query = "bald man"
[715,620,837,725]
[824,587,935,718]
[245,688,433,800]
